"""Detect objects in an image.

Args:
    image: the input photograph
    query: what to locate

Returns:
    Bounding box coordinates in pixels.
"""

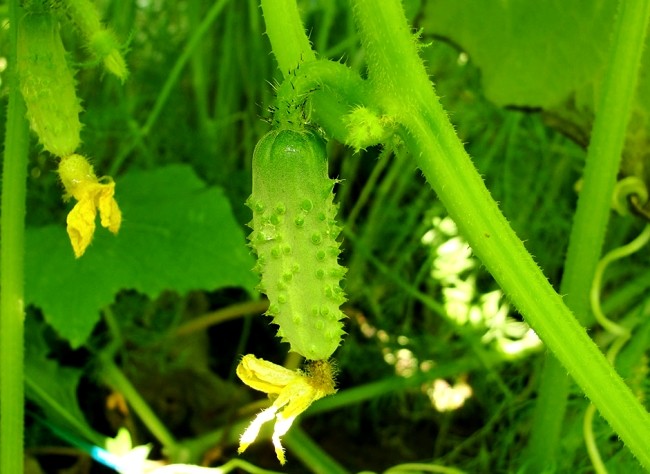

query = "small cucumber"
[17,10,82,157]
[248,129,346,360]
[60,0,129,80]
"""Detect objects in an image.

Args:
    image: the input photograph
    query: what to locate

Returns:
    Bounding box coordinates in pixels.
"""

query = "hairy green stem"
[259,0,374,142]
[260,0,315,75]
[61,0,101,39]
[350,0,650,468]
[0,2,30,472]
[273,58,368,136]
[528,0,650,467]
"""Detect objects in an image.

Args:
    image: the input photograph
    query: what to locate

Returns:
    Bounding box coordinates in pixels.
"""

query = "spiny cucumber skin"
[17,12,82,157]
[249,129,346,361]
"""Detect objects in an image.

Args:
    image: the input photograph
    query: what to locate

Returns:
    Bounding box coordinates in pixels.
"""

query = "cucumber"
[17,10,82,157]
[248,129,346,360]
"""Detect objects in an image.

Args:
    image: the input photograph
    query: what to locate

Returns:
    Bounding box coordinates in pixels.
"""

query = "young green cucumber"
[60,0,129,80]
[248,128,346,360]
[17,10,82,157]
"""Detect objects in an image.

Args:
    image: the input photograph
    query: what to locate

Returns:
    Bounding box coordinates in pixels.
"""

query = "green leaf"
[422,0,650,211]
[26,164,258,347]
[24,317,104,447]
[422,0,616,108]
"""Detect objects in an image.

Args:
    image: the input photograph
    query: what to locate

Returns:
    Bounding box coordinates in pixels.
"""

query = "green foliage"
[24,317,104,448]
[421,0,616,109]
[25,165,257,347]
[422,0,650,217]
[2,0,650,473]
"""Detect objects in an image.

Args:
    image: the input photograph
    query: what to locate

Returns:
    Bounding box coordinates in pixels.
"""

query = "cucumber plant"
[2,0,650,472]
[254,0,650,469]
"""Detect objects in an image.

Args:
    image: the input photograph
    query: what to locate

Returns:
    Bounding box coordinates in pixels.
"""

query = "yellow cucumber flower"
[58,154,122,258]
[236,354,337,464]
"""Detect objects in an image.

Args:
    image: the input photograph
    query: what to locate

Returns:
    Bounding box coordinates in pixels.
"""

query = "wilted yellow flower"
[236,354,337,464]
[58,154,122,258]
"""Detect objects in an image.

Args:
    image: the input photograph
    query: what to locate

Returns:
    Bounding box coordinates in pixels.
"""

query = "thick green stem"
[529,0,650,467]
[351,0,650,468]
[260,0,315,76]
[273,59,369,138]
[259,0,373,141]
[61,0,102,41]
[0,2,30,472]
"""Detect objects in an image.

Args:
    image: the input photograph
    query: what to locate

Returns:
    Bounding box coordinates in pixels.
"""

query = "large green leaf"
[422,0,650,215]
[422,0,616,108]
[26,164,257,347]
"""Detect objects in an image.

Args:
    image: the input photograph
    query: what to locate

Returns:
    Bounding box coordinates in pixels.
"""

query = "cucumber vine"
[247,0,650,469]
